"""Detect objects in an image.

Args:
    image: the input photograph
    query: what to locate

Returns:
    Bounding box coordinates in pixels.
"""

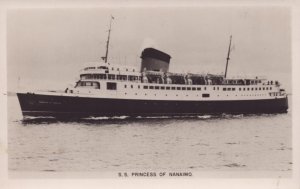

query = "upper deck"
[78,62,280,87]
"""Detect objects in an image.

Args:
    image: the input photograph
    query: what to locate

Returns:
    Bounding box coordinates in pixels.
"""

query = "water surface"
[8,96,292,177]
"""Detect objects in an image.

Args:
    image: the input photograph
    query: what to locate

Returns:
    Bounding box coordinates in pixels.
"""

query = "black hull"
[17,93,288,118]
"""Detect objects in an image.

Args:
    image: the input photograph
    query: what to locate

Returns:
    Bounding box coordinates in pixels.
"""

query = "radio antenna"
[224,35,232,78]
[103,15,114,63]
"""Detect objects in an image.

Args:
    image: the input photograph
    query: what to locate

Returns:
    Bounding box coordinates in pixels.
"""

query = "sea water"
[7,95,292,177]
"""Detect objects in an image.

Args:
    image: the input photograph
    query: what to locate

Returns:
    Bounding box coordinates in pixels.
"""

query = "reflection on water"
[8,96,292,176]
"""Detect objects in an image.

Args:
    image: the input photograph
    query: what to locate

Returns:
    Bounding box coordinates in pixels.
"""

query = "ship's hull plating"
[17,93,288,118]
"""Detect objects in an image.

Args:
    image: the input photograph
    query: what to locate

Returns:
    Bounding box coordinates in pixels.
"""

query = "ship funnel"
[140,48,171,72]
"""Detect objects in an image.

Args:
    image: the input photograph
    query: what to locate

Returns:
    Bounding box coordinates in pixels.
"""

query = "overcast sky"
[7,7,291,92]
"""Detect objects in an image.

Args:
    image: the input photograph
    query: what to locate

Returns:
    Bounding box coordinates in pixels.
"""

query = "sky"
[7,7,291,92]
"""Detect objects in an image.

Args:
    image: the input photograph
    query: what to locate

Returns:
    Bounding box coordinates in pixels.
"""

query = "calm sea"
[7,95,292,177]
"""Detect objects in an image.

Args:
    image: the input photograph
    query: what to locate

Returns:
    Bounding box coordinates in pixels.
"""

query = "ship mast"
[103,16,114,63]
[224,35,232,78]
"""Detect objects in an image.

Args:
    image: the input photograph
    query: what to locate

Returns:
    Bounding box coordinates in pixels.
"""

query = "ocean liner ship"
[17,18,288,118]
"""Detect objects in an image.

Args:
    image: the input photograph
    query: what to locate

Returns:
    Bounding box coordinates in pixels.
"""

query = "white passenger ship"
[17,18,288,118]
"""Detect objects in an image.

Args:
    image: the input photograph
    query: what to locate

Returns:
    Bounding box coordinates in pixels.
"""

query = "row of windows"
[123,92,210,98]
[84,66,136,72]
[222,87,272,91]
[237,87,272,91]
[224,80,262,85]
[123,84,273,91]
[120,92,280,98]
[78,81,274,93]
[81,74,140,81]
[111,67,135,72]
[77,81,100,89]
[124,85,208,91]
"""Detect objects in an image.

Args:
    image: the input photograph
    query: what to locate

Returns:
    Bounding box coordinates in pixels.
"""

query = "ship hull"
[17,92,288,118]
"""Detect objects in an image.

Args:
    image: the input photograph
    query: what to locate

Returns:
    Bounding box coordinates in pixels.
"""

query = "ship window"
[124,84,127,88]
[243,88,245,91]
[247,88,250,91]
[108,74,115,80]
[217,87,219,90]
[150,86,154,89]
[202,93,210,98]
[144,86,148,89]
[93,82,100,89]
[197,87,201,90]
[131,85,133,88]
[266,87,269,90]
[99,74,107,79]
[80,74,88,79]
[192,87,196,91]
[171,87,176,90]
[223,88,226,91]
[79,82,85,86]
[239,88,241,91]
[99,66,107,69]
[251,88,253,91]
[155,86,159,90]
[161,86,165,90]
[255,88,257,90]
[213,87,215,90]
[177,87,181,90]
[227,88,231,91]
[259,87,261,90]
[182,87,186,90]
[270,87,272,90]
[187,87,191,90]
[107,82,117,90]
[117,75,126,80]
[138,85,140,89]
[78,81,100,89]
[232,88,235,91]
[166,87,170,90]
[129,75,137,81]
[204,87,207,90]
